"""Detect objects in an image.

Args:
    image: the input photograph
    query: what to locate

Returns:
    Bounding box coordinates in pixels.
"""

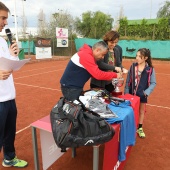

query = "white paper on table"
[0,57,31,71]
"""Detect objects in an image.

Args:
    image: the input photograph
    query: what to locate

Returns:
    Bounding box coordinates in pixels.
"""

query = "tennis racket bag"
[50,97,115,152]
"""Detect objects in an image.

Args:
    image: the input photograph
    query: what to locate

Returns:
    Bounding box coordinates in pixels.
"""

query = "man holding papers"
[0,2,28,168]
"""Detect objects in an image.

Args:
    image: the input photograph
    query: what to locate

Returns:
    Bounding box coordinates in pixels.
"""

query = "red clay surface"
[0,57,169,170]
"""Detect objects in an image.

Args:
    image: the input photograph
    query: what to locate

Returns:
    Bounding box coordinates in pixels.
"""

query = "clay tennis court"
[0,57,169,170]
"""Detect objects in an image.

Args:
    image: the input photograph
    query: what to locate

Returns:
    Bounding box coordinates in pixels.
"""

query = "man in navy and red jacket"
[60,41,122,101]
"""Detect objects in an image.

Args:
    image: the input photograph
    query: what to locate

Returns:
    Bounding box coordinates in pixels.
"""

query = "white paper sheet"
[0,57,30,71]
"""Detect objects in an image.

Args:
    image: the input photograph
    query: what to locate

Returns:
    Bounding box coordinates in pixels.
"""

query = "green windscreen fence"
[75,38,100,51]
[7,40,36,54]
[75,38,170,59]
[21,41,35,54]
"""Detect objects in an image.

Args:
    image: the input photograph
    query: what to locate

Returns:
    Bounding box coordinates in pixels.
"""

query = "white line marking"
[19,66,64,73]
[16,125,30,134]
[147,104,170,110]
[15,82,61,91]
[156,73,170,76]
[14,69,64,79]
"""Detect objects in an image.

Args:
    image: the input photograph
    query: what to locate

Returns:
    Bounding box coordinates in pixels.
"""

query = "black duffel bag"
[50,97,115,152]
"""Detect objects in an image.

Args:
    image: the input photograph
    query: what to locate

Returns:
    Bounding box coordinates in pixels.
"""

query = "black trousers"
[61,86,83,101]
[0,99,17,160]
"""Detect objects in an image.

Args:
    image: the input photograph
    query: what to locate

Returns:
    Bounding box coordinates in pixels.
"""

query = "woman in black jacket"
[90,30,126,92]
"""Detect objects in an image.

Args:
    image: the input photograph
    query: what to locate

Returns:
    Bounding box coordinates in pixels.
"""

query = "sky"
[0,0,167,35]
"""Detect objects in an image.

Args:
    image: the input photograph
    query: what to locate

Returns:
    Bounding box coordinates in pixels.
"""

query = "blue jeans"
[61,86,83,101]
[0,100,17,160]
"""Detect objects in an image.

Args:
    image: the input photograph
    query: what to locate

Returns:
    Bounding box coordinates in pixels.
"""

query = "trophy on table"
[111,78,124,97]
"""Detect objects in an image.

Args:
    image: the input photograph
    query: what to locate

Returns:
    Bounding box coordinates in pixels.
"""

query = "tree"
[118,18,128,37]
[75,11,113,39]
[113,5,125,30]
[37,9,48,38]
[46,10,74,39]
[118,18,169,40]
[157,1,170,18]
[21,17,27,38]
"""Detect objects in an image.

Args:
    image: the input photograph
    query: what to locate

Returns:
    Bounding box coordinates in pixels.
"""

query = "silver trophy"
[112,78,124,96]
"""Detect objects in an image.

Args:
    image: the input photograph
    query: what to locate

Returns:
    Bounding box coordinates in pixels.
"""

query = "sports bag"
[50,97,115,152]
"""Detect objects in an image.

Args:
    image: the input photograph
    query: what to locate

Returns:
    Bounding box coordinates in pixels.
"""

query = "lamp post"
[13,0,18,42]
[69,24,73,57]
[22,0,26,38]
[150,0,152,19]
[13,0,26,41]
[25,32,30,58]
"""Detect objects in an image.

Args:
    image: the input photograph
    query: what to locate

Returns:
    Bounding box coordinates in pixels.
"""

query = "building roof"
[128,19,160,25]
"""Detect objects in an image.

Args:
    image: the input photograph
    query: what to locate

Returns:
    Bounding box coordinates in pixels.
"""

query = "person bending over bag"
[60,41,122,101]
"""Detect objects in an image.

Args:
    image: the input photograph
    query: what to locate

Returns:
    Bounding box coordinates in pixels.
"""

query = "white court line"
[15,82,61,135]
[155,73,170,75]
[15,82,61,91]
[147,104,170,110]
[15,69,64,79]
[19,65,64,73]
[16,125,30,134]
[153,63,170,65]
